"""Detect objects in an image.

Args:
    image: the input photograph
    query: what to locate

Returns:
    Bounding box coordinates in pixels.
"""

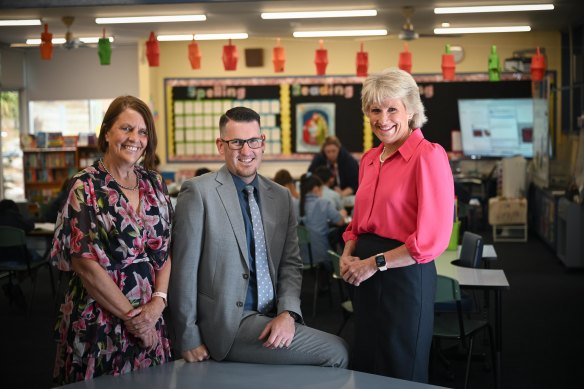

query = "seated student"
[294,173,346,276]
[313,166,344,211]
[195,167,212,176]
[273,169,299,199]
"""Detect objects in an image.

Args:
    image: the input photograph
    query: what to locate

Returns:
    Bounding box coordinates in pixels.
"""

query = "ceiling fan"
[61,16,87,49]
[398,6,420,41]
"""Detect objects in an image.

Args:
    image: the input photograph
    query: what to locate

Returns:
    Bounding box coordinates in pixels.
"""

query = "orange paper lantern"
[222,39,238,71]
[356,42,368,77]
[315,40,328,76]
[40,23,53,60]
[398,43,412,74]
[531,47,546,81]
[188,39,202,69]
[146,32,159,67]
[272,38,285,73]
[441,45,456,80]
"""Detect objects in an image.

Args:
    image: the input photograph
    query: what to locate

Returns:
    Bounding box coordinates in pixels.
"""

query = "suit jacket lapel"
[216,166,249,270]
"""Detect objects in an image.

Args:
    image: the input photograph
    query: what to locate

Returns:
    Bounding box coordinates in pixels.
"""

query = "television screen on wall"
[457,98,536,158]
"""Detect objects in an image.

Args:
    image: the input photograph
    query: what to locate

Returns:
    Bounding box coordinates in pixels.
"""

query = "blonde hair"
[361,67,427,129]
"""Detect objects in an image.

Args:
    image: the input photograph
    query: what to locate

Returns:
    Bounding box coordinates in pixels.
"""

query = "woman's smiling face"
[104,108,148,166]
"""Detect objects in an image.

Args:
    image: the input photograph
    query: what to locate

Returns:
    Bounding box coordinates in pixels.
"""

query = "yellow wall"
[143,32,561,177]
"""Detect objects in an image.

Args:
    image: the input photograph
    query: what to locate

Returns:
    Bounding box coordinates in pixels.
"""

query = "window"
[29,99,113,135]
[1,91,24,200]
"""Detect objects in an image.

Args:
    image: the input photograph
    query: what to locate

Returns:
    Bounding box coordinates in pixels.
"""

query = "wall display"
[165,74,536,162]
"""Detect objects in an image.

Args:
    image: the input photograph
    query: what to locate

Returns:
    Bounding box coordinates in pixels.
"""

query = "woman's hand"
[137,327,159,351]
[125,298,165,336]
[341,255,377,286]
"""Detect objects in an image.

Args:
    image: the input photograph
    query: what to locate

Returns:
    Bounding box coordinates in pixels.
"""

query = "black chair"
[328,250,353,335]
[0,226,54,315]
[433,275,496,389]
[458,231,484,268]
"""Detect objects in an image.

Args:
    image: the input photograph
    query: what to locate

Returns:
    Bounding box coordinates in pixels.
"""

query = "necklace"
[379,147,389,164]
[99,159,139,191]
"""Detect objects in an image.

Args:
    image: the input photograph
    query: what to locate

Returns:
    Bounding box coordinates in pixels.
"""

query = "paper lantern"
[488,45,500,81]
[531,47,546,81]
[98,29,112,65]
[40,23,53,60]
[356,42,368,77]
[272,38,285,73]
[222,39,238,71]
[314,40,328,76]
[146,32,160,67]
[188,38,202,69]
[441,44,456,81]
[398,43,412,74]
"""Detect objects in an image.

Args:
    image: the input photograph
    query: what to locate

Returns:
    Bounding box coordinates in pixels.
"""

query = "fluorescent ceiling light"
[261,10,377,19]
[0,19,41,26]
[434,26,531,34]
[157,33,248,41]
[293,29,387,38]
[95,15,206,24]
[435,4,554,14]
[25,37,114,45]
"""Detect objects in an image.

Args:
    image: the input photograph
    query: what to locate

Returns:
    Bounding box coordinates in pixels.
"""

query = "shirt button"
[242,273,249,279]
[236,301,243,307]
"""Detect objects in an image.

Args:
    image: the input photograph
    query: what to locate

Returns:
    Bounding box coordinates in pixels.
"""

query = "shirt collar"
[232,173,259,193]
[374,128,424,163]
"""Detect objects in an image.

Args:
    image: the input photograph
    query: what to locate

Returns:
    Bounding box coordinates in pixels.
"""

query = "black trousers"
[351,233,436,383]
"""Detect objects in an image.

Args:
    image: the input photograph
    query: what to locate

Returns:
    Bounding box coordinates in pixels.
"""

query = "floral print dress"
[51,161,173,385]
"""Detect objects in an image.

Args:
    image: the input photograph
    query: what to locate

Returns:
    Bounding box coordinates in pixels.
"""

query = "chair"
[437,231,484,312]
[296,224,321,318]
[458,231,484,268]
[0,226,53,315]
[433,275,496,389]
[328,250,353,335]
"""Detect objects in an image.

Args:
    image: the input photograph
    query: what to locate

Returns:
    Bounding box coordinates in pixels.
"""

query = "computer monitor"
[457,98,535,159]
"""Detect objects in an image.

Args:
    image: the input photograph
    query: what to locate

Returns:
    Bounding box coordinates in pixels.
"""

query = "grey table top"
[57,360,449,389]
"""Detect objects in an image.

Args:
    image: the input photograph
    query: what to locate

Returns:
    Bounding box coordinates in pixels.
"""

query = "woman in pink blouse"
[340,68,454,382]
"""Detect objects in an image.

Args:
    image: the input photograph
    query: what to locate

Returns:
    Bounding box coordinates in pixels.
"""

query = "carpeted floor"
[1,231,583,388]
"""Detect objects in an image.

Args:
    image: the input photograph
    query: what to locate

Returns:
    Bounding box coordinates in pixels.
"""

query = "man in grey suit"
[169,106,348,367]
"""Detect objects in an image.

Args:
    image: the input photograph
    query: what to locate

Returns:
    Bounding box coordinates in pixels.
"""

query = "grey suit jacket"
[169,165,303,360]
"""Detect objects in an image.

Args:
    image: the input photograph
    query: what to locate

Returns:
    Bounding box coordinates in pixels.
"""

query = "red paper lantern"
[188,39,202,70]
[40,23,53,60]
[272,38,285,73]
[441,44,456,81]
[222,39,238,71]
[356,42,368,77]
[146,32,159,67]
[531,47,546,81]
[398,43,412,74]
[315,40,328,76]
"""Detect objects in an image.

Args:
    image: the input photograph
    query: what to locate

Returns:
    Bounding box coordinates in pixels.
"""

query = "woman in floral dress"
[51,96,173,385]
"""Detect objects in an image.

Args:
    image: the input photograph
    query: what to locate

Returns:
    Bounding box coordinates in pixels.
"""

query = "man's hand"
[258,312,296,349]
[182,344,210,362]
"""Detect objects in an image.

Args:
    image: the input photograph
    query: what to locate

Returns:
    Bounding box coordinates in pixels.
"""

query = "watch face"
[376,254,385,268]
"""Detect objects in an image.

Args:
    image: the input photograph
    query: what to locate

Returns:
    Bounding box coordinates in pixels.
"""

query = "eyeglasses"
[220,137,264,150]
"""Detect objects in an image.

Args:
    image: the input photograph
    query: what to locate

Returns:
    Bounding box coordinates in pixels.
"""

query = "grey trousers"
[225,313,349,368]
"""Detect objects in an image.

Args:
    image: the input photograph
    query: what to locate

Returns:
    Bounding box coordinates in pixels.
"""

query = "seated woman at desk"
[295,173,346,284]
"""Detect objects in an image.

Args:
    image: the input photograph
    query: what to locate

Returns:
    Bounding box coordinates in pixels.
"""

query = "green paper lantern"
[488,45,500,81]
[98,37,112,65]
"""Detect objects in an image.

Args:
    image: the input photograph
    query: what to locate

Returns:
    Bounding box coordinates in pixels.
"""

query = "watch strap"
[152,291,168,306]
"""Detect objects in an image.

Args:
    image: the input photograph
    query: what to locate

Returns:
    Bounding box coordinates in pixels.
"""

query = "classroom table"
[56,359,449,389]
[436,245,510,389]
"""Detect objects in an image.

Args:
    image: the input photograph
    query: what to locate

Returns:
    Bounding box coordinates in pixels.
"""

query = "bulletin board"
[165,74,535,162]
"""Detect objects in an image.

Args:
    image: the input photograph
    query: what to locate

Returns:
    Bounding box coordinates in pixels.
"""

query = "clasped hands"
[340,254,376,286]
[125,298,165,350]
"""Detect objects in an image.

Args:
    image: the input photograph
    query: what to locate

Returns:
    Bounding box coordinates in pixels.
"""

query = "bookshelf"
[23,145,100,204]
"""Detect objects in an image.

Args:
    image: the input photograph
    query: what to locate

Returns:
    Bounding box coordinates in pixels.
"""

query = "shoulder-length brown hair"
[97,95,158,170]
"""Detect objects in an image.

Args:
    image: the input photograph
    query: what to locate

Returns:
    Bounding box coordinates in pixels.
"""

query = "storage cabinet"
[529,185,563,251]
[23,145,99,204]
[557,197,584,268]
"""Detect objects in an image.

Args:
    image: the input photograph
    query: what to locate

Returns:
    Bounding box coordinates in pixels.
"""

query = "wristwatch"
[375,253,388,271]
[287,311,301,322]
